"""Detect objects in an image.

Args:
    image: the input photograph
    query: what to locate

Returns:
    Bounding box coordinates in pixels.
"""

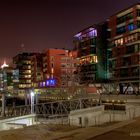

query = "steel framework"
[0,97,99,119]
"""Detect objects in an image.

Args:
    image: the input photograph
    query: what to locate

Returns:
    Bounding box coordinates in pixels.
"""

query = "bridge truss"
[0,97,99,119]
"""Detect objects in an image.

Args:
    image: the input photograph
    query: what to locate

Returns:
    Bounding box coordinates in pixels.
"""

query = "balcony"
[108,43,115,50]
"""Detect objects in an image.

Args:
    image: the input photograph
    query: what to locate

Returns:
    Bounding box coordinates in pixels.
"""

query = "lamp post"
[30,91,35,114]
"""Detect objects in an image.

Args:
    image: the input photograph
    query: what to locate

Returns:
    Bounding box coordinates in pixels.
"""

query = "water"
[0,114,38,131]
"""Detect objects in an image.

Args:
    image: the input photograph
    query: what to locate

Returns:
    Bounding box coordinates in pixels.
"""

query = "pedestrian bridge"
[0,97,100,119]
[1,95,140,119]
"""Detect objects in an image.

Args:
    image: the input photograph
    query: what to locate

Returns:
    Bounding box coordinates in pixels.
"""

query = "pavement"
[0,117,140,140]
[88,117,140,140]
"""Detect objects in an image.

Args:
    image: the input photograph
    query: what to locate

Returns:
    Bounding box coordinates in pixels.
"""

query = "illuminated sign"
[39,79,57,88]
[46,79,56,87]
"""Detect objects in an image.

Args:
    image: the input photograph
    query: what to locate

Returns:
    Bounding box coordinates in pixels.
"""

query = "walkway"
[0,117,139,140]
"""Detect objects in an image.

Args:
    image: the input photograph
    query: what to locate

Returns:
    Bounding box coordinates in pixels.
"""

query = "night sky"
[0,0,139,65]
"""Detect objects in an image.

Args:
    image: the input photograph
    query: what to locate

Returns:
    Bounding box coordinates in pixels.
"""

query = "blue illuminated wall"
[39,79,57,88]
[46,79,56,87]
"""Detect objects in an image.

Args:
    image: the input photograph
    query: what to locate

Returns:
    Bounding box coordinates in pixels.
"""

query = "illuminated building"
[42,48,77,88]
[0,62,13,92]
[108,3,140,94]
[31,53,44,87]
[12,50,77,95]
[1,61,9,69]
[74,22,108,84]
[13,53,34,94]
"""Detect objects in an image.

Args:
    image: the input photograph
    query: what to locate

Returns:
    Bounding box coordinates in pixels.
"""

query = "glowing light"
[75,32,82,37]
[46,79,56,87]
[30,91,34,97]
[51,68,54,74]
[46,81,49,86]
[106,99,109,102]
[43,82,45,87]
[89,29,97,37]
[40,82,43,87]
[89,27,95,31]
[1,61,9,69]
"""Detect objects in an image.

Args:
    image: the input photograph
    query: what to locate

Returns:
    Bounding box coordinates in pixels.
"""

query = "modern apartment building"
[73,22,108,85]
[41,48,77,88]
[13,52,34,94]
[108,3,140,94]
[31,53,44,85]
[12,50,77,95]
[0,62,13,93]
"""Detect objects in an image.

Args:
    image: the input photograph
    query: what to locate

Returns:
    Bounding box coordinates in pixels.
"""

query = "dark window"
[120,68,129,77]
[137,9,140,17]
[90,38,96,45]
[117,12,133,24]
[126,45,135,54]
[90,47,96,54]
[90,65,96,71]
[116,26,126,34]
[137,21,140,28]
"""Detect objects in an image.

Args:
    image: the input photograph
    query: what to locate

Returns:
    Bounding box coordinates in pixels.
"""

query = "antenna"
[21,43,25,53]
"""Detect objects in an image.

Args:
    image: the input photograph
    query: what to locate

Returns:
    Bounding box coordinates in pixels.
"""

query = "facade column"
[1,93,5,117]
[25,92,28,105]
[35,93,38,104]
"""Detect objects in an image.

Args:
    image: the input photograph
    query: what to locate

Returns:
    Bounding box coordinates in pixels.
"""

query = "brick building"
[108,3,140,94]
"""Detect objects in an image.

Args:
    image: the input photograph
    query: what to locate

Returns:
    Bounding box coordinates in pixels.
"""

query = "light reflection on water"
[0,115,38,131]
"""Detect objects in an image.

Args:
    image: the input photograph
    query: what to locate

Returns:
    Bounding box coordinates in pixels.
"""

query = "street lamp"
[30,91,35,114]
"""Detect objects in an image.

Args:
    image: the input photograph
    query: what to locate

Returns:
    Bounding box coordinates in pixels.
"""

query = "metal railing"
[0,97,99,119]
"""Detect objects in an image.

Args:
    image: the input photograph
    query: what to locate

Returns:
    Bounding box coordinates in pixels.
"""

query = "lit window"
[26,84,31,88]
[46,74,50,79]
[130,35,134,41]
[115,40,118,46]
[114,38,123,46]
[128,23,134,31]
[28,66,31,69]
[120,38,123,45]
[43,82,45,87]
[51,68,54,73]
[134,33,138,40]
[51,56,54,61]
[28,70,31,73]
[128,36,131,42]
[40,82,42,87]
[118,39,121,45]
[88,29,97,37]
[125,37,127,43]
[19,84,23,88]
[91,56,98,63]
[94,56,98,63]
[26,80,31,83]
